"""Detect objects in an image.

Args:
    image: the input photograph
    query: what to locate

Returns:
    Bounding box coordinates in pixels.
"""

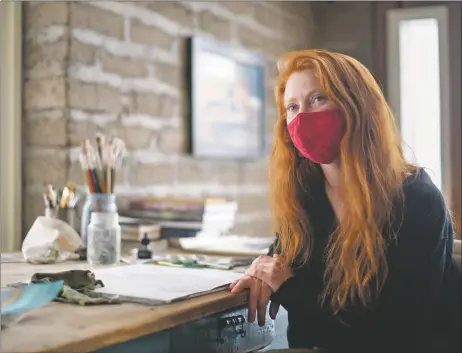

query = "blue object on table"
[1,281,64,316]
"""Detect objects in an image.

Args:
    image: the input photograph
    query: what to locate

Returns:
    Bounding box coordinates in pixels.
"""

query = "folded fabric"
[1,281,64,328]
[30,270,120,306]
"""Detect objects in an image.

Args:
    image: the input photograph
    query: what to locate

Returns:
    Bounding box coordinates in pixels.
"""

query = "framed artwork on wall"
[187,36,266,159]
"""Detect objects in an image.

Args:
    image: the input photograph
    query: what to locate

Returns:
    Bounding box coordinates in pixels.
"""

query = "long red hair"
[269,50,415,313]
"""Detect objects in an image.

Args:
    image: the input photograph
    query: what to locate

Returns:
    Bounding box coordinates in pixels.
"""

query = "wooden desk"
[1,259,288,353]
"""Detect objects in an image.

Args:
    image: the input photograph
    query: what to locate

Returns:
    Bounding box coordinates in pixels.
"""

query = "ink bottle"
[137,233,152,260]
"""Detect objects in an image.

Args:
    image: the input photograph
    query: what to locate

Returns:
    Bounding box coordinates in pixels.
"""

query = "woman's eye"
[312,95,327,105]
[286,104,297,112]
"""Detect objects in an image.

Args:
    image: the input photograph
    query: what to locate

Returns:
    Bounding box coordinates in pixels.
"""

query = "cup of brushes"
[79,135,126,264]
[43,182,80,230]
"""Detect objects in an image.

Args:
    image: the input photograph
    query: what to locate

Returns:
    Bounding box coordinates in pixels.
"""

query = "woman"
[230,50,460,353]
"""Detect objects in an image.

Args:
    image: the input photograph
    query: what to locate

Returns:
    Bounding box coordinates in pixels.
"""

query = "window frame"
[386,5,452,205]
[0,2,23,252]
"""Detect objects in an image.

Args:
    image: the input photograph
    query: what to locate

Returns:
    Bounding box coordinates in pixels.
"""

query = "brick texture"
[24,78,66,111]
[70,3,124,39]
[130,19,175,51]
[25,38,68,80]
[26,109,67,147]
[69,38,96,65]
[23,1,315,237]
[68,82,122,113]
[100,51,149,78]
[25,2,68,27]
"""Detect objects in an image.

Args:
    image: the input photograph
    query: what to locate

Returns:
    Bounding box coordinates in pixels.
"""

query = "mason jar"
[80,193,117,247]
[86,211,121,266]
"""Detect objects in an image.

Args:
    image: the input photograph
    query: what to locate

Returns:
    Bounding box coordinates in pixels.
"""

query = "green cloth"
[30,270,120,306]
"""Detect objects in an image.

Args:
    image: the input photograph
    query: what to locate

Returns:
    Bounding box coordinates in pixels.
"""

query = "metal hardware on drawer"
[218,315,246,329]
[170,306,274,353]
[217,315,246,344]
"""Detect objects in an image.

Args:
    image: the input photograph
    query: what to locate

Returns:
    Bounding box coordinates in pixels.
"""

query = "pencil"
[106,167,112,195]
[85,140,102,193]
[96,136,107,193]
[110,167,115,193]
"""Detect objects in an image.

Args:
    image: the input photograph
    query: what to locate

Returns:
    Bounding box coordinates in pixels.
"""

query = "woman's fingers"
[246,263,272,284]
[269,301,280,320]
[229,276,276,326]
[230,255,282,325]
[244,254,292,293]
[258,283,272,326]
[248,277,261,323]
[230,276,253,293]
[230,276,261,323]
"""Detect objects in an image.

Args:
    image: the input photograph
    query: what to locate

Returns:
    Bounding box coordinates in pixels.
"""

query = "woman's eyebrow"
[284,87,324,105]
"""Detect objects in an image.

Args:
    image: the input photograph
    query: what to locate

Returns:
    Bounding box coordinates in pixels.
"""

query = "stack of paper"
[177,234,274,256]
[93,264,243,305]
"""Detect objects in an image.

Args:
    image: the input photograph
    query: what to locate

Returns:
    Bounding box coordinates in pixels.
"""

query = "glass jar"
[87,212,121,265]
[80,194,117,247]
[45,207,78,231]
[45,207,58,219]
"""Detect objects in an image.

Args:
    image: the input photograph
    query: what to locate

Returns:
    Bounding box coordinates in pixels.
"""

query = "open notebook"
[93,264,243,305]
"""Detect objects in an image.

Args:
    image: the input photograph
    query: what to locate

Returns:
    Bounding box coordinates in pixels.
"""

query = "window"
[387,6,450,195]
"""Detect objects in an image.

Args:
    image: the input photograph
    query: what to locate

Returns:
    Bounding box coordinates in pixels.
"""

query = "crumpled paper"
[21,216,83,264]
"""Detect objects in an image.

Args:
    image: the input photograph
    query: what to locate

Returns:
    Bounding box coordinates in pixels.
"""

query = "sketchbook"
[92,264,243,305]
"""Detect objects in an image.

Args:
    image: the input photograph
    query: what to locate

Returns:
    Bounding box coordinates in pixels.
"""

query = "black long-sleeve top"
[270,170,461,353]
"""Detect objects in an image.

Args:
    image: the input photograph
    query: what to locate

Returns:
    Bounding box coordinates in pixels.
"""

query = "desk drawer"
[94,306,276,353]
[171,305,274,353]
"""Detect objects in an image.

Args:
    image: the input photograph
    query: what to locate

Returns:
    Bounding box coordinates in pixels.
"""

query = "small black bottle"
[137,233,153,260]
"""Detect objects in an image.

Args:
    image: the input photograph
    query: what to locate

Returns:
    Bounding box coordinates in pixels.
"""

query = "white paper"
[1,253,26,263]
[93,264,243,305]
[178,234,274,256]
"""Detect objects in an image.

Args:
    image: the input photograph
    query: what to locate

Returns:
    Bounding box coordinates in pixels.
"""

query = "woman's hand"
[245,254,294,292]
[229,276,280,326]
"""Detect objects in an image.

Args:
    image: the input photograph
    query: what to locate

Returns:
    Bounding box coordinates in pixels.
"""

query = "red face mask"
[287,109,345,164]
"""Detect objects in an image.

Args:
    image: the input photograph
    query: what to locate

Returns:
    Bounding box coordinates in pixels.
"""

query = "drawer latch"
[216,314,246,343]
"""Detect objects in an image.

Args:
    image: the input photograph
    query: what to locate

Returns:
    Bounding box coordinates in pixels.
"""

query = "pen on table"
[196,261,231,270]
[152,260,231,270]
[152,260,184,268]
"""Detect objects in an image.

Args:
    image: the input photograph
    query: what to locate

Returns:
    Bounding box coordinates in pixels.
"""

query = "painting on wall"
[187,36,266,159]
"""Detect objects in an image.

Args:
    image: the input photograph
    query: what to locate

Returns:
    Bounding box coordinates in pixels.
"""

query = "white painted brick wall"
[23,1,315,235]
